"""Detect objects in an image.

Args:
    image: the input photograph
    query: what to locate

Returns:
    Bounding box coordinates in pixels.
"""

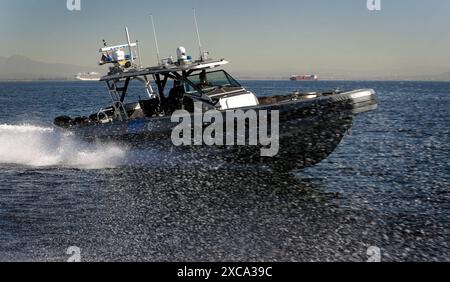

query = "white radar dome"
[176,47,187,61]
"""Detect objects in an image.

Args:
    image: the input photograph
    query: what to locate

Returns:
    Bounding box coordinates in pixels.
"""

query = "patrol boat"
[54,25,377,171]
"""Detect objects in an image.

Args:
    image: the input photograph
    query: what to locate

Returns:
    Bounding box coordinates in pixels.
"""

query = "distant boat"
[75,72,102,81]
[290,74,318,81]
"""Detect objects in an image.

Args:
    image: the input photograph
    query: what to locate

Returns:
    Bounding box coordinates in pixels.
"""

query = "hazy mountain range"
[0,56,102,81]
[0,55,449,81]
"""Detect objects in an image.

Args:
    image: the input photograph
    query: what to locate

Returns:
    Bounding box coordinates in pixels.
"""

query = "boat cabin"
[94,48,260,124]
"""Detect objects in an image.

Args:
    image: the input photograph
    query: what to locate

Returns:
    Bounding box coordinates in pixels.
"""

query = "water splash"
[0,124,127,169]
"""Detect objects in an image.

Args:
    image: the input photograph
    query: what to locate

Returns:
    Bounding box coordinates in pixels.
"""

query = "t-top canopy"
[100,59,229,81]
[100,43,138,53]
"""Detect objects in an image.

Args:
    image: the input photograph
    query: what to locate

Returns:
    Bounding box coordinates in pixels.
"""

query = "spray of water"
[0,124,127,169]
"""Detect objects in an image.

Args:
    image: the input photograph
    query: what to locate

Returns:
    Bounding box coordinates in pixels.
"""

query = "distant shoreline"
[1,79,450,83]
[2,55,448,83]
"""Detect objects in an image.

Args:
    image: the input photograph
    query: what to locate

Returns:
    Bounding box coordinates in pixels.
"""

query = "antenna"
[150,14,161,66]
[125,27,134,65]
[136,40,142,67]
[193,8,204,61]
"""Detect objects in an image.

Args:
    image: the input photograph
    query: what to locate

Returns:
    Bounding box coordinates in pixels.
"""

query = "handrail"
[112,101,129,121]
[96,108,110,123]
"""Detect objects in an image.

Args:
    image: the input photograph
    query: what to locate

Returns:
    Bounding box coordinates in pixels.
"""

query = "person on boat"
[165,80,185,114]
[197,70,211,89]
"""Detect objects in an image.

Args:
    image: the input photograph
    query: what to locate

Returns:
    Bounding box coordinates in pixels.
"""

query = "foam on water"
[0,124,127,169]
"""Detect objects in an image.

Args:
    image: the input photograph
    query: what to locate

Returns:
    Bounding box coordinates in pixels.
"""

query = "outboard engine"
[54,116,73,128]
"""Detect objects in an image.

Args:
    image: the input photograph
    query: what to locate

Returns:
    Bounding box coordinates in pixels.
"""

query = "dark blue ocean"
[0,80,448,262]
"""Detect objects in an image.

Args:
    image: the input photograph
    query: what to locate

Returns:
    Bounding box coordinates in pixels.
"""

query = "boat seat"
[121,102,143,119]
[164,85,185,114]
[129,108,145,119]
[183,96,195,113]
[139,99,160,117]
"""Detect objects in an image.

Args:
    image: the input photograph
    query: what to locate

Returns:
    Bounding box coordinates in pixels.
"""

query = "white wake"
[0,124,127,169]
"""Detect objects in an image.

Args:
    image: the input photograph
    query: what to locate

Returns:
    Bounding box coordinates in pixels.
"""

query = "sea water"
[0,80,448,261]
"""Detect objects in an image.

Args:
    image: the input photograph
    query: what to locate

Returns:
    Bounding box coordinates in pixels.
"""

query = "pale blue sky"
[1,0,449,77]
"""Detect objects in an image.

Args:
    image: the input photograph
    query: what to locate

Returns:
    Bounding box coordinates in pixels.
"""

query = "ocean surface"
[0,80,448,262]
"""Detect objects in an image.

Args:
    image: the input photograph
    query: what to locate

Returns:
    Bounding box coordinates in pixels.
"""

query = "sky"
[0,0,449,78]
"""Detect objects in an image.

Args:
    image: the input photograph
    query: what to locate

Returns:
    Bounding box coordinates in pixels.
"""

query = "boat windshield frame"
[100,59,237,107]
[184,70,242,95]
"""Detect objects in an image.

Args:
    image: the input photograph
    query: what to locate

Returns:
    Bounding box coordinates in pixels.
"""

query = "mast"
[150,14,161,66]
[193,9,204,61]
[136,40,142,67]
[125,27,134,65]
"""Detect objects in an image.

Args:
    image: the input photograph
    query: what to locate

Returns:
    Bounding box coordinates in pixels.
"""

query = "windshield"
[185,70,241,94]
